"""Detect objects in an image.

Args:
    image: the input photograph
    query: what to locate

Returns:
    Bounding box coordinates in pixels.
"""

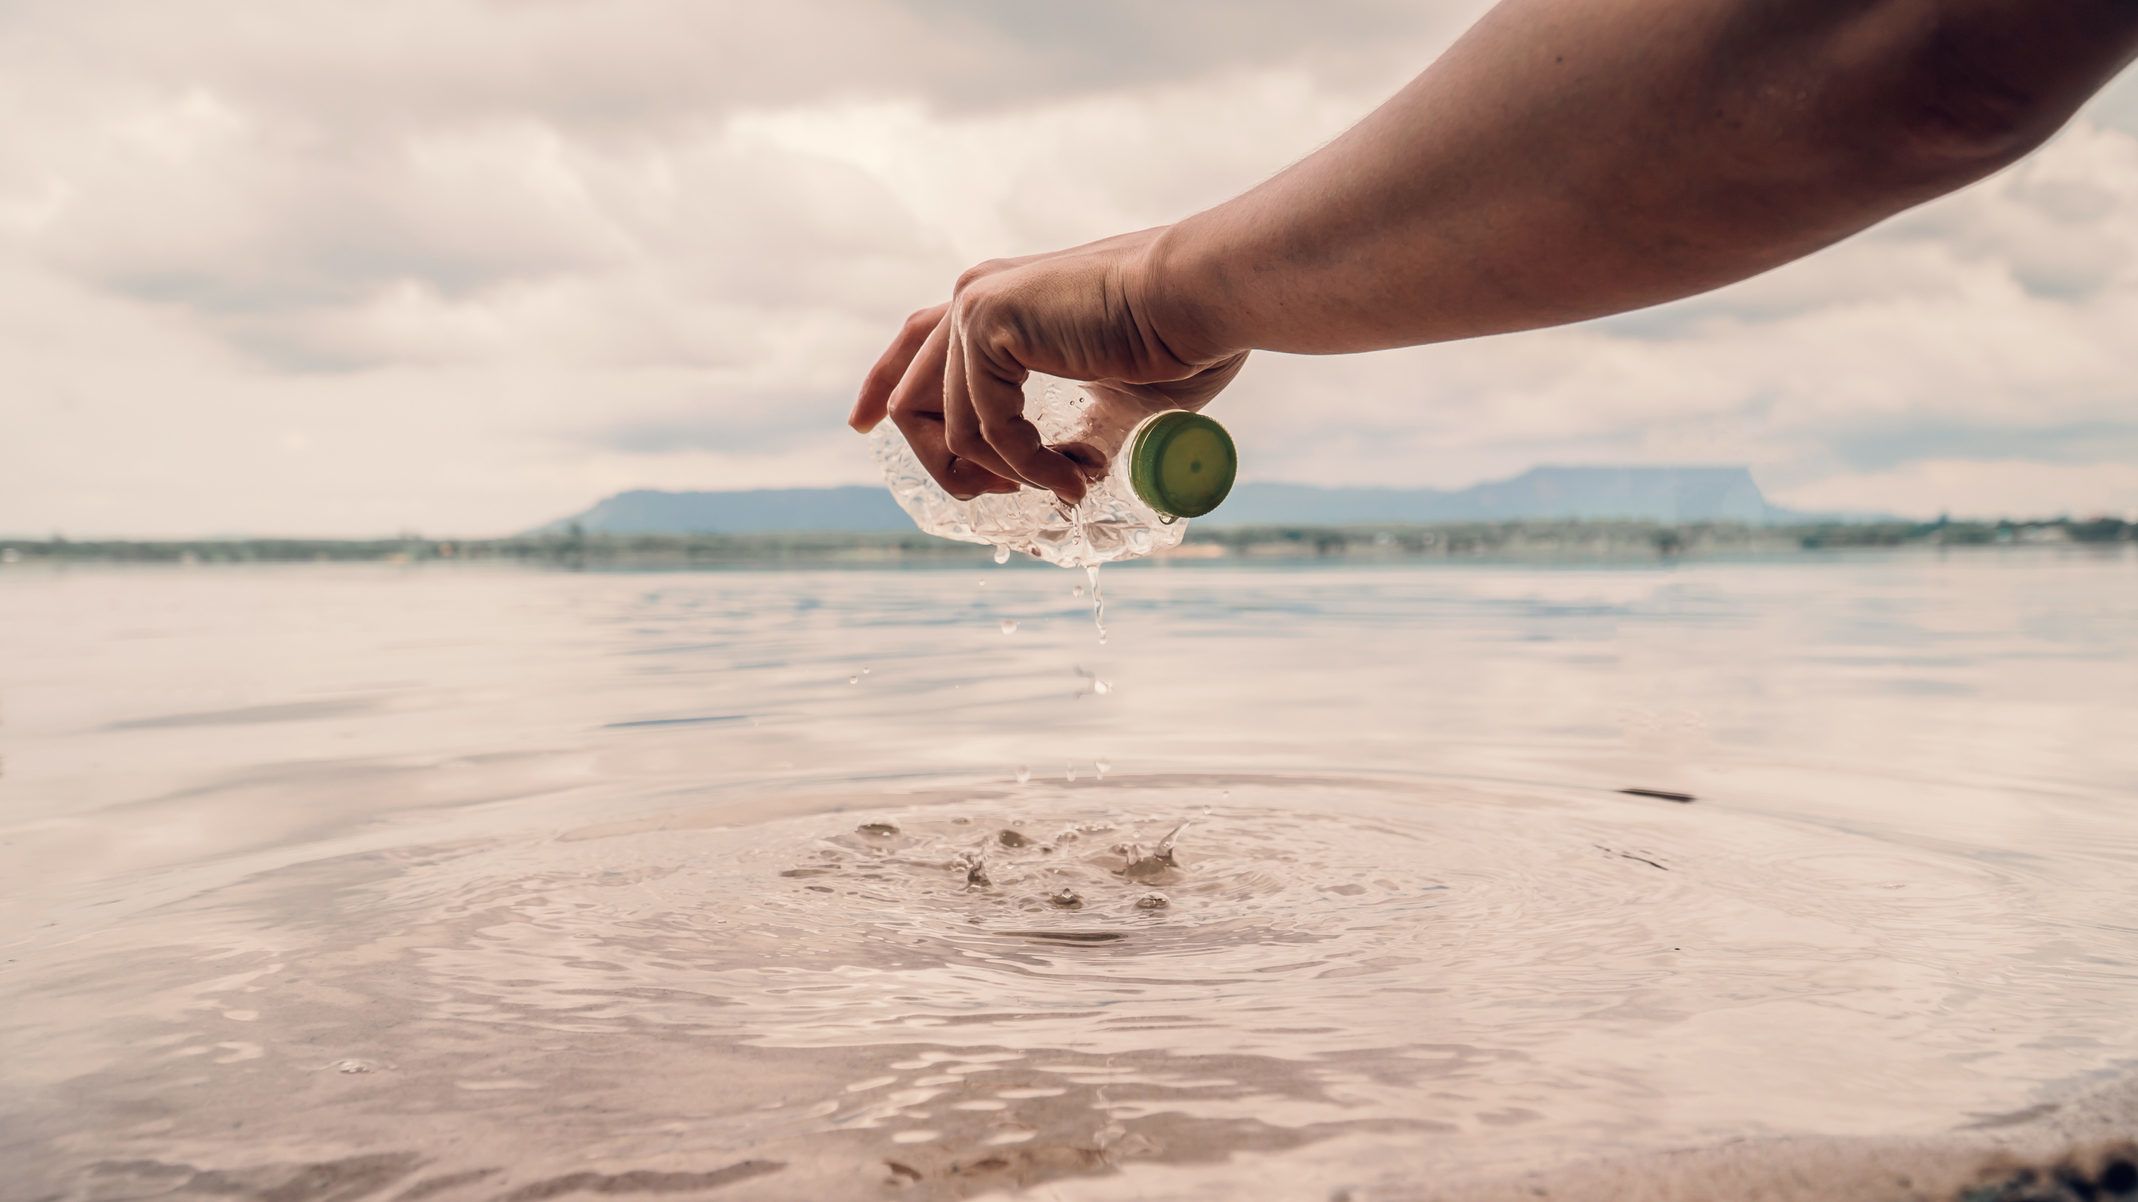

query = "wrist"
[1131,219,1247,368]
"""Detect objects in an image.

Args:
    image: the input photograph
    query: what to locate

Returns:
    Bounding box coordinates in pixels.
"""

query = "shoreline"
[1,519,2133,571]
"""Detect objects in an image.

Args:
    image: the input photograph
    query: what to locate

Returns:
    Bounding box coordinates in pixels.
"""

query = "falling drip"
[1074,666,1114,699]
[1084,565,1106,643]
[993,546,1011,565]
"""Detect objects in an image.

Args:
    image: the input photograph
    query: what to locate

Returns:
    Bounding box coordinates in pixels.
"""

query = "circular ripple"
[368,778,1839,1050]
[378,780,1619,1047]
[336,771,2138,1151]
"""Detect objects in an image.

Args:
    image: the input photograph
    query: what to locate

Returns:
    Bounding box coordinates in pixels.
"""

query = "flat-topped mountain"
[532,466,1829,535]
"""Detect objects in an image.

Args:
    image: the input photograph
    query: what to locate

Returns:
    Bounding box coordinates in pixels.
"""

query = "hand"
[849,228,1246,505]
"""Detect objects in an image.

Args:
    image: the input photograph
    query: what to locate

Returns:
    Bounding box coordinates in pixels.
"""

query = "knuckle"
[944,427,984,458]
[902,307,938,334]
[953,259,1007,293]
[977,407,1035,444]
[978,327,1022,368]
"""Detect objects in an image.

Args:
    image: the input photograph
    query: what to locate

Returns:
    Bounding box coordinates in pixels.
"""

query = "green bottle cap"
[1127,411,1236,519]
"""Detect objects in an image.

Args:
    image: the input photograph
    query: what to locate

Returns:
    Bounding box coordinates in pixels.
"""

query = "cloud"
[1,0,2135,535]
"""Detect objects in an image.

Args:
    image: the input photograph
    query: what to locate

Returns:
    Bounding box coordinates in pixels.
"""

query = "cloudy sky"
[4,0,2136,537]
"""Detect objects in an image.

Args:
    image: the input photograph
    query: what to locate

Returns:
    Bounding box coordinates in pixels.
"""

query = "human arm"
[854,0,2138,503]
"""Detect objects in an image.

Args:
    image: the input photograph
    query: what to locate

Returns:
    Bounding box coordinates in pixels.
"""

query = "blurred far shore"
[5,464,2133,566]
[5,516,2133,570]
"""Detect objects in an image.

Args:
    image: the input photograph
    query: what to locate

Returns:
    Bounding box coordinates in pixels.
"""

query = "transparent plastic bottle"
[870,375,1237,568]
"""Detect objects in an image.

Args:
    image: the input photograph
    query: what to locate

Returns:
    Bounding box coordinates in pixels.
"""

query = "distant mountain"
[531,466,1840,536]
[1207,466,1817,525]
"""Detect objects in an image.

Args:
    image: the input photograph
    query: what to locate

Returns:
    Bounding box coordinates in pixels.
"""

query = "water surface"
[4,553,2137,1200]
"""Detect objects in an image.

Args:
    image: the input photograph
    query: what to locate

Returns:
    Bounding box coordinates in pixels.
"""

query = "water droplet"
[1014,765,1030,785]
[993,546,1011,565]
[1095,760,1111,780]
[861,667,871,676]
[999,618,1018,635]
[1135,894,1169,910]
[1092,678,1113,696]
[1049,888,1083,910]
[1072,584,1085,599]
[847,675,860,686]
[1065,764,1078,782]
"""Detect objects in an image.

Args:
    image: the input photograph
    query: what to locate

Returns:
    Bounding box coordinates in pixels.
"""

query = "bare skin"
[850,0,2138,506]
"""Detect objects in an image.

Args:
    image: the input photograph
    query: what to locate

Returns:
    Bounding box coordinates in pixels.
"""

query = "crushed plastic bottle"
[870,374,1236,568]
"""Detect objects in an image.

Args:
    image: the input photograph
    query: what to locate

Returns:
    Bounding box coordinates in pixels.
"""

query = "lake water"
[5,553,2138,1201]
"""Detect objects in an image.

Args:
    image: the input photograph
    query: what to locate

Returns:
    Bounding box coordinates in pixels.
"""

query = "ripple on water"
[365,770,2135,1132]
[33,770,2138,1201]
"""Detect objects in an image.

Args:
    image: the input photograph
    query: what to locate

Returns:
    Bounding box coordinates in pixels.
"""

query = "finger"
[965,338,1088,506]
[851,304,947,432]
[1053,441,1110,482]
[941,321,1034,489]
[889,408,1018,500]
[887,323,1015,499]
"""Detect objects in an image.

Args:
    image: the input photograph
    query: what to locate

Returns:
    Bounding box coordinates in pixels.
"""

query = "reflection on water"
[3,553,2137,1200]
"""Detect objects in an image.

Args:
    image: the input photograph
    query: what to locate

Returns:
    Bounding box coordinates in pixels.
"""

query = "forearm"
[1147,0,2138,359]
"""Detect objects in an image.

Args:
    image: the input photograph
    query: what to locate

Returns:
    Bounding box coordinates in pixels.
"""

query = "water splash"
[1084,565,1106,643]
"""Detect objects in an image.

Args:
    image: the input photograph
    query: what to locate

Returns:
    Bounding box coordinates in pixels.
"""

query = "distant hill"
[531,466,1840,536]
[1209,466,1820,525]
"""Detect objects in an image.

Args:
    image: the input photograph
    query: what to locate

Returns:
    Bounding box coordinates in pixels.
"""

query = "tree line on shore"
[2,516,2130,567]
